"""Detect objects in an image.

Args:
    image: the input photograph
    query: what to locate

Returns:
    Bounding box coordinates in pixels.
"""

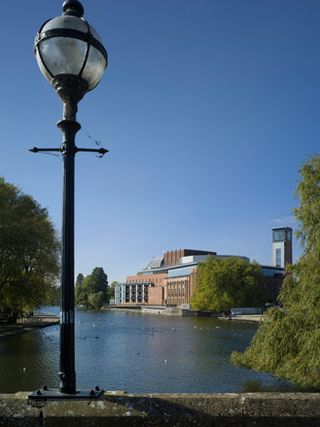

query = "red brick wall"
[148,287,164,305]
[163,249,216,267]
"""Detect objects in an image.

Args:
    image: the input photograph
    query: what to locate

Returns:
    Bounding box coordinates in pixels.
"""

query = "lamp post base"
[28,386,103,400]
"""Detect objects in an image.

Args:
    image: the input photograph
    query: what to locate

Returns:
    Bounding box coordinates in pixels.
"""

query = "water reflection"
[0,308,294,393]
[0,327,59,392]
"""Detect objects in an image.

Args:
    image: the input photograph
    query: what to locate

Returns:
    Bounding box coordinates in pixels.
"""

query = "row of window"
[128,278,162,284]
[119,287,149,292]
[167,296,185,304]
[118,292,148,298]
[168,280,188,287]
[167,289,185,296]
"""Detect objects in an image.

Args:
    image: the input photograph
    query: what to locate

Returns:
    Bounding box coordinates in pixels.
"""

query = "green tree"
[74,273,86,305]
[75,273,84,287]
[88,291,104,310]
[0,178,60,318]
[191,257,264,312]
[75,267,109,309]
[232,155,320,388]
[47,286,61,306]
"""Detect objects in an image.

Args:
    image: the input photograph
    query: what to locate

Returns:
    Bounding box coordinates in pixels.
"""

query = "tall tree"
[232,155,320,388]
[75,267,109,309]
[86,267,108,298]
[75,273,84,287]
[74,273,86,306]
[0,178,60,317]
[191,257,264,312]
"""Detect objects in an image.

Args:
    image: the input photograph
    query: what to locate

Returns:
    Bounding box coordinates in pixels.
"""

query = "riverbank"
[108,306,265,321]
[218,314,264,324]
[108,305,219,317]
[0,314,59,339]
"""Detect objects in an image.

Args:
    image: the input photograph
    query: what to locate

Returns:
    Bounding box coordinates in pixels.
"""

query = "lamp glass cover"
[81,45,107,89]
[39,37,87,77]
[36,14,106,90]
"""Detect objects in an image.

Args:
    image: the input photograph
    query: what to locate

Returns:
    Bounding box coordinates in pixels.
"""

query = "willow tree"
[232,155,320,388]
[0,178,60,317]
[191,256,264,312]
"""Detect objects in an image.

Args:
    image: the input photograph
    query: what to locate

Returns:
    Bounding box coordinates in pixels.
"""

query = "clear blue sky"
[1,0,319,282]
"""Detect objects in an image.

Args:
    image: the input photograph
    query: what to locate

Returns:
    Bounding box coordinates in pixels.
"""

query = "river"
[0,307,293,394]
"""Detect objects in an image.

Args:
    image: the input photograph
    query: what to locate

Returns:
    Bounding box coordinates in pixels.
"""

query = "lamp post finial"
[62,0,84,17]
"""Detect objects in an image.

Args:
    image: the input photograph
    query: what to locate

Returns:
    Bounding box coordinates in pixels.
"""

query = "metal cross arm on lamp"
[29,0,108,400]
[29,147,109,156]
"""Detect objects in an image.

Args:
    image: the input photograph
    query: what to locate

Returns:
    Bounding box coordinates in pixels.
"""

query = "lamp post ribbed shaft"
[58,107,80,394]
[54,75,86,394]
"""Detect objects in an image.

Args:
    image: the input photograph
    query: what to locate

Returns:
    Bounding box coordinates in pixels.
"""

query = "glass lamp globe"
[34,0,107,93]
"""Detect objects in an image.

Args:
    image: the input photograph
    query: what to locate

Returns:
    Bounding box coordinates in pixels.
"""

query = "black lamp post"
[29,0,108,399]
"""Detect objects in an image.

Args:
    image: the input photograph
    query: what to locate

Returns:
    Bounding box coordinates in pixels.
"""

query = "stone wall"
[1,392,320,426]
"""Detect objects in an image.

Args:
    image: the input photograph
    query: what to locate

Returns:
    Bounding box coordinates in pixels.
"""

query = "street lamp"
[29,0,108,399]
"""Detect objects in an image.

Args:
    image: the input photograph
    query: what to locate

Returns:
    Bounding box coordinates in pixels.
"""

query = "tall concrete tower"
[272,227,293,268]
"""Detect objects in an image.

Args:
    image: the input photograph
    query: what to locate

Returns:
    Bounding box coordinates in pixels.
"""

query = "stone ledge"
[0,392,319,426]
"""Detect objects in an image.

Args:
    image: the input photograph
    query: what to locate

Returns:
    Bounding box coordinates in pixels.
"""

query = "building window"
[273,229,285,242]
[276,248,282,267]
